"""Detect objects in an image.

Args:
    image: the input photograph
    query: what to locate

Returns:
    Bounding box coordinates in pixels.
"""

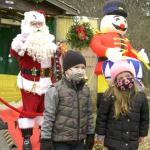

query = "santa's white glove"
[21,33,29,42]
[11,34,27,56]
[106,47,122,62]
[138,48,149,63]
[18,49,26,56]
[11,35,22,50]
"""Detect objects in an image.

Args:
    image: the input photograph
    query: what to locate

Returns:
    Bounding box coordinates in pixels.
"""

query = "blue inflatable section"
[102,57,143,81]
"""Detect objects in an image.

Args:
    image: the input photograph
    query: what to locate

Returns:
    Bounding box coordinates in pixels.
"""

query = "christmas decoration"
[90,0,149,112]
[66,22,94,50]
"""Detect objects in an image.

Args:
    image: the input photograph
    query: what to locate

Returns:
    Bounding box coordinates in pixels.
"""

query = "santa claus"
[90,0,149,108]
[10,10,60,150]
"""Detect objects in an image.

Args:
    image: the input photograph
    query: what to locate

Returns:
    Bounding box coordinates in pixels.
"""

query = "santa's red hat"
[36,9,46,17]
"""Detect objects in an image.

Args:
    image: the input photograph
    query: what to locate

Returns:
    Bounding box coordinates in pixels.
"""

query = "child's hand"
[95,135,104,144]
[138,137,144,144]
[94,134,105,150]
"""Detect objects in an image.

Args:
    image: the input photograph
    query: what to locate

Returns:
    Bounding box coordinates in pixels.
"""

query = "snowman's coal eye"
[115,18,120,21]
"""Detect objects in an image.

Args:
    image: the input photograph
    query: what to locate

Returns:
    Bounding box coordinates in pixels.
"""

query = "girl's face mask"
[116,77,134,91]
[115,72,134,91]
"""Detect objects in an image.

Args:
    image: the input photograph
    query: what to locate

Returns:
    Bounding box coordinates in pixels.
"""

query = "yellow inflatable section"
[0,74,21,102]
[97,74,109,93]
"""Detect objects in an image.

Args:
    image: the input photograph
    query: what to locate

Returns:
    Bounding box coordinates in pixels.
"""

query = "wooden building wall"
[55,16,99,107]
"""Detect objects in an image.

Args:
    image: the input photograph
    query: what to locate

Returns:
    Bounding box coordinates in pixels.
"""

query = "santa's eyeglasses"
[30,22,43,27]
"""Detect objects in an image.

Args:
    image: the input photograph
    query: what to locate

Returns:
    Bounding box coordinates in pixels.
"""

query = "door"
[0,25,20,75]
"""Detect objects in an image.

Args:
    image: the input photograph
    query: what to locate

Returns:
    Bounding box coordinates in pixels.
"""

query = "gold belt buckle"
[40,68,45,77]
[49,68,52,76]
[31,67,37,76]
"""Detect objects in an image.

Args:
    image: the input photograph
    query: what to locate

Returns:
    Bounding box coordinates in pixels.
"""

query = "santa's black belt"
[21,67,52,77]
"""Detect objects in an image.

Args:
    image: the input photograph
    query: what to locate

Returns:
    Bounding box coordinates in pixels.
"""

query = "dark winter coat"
[41,76,94,142]
[95,91,149,150]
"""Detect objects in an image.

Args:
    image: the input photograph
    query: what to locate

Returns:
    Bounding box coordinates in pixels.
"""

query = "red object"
[90,32,138,75]
[36,9,46,18]
[20,90,44,118]
[10,48,56,127]
[0,97,42,117]
[76,25,86,40]
[0,107,40,150]
[10,49,41,81]
[120,24,125,29]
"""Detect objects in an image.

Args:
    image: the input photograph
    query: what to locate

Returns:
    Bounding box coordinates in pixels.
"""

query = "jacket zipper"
[77,91,80,140]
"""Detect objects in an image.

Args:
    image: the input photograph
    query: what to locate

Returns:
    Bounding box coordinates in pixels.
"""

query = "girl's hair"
[105,80,138,119]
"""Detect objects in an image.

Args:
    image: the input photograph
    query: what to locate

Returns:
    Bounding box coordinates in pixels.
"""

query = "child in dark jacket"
[40,50,95,150]
[95,60,149,150]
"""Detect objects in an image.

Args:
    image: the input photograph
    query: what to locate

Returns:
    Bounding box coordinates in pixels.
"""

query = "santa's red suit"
[10,10,60,150]
[90,32,138,75]
[10,49,55,114]
[10,49,56,93]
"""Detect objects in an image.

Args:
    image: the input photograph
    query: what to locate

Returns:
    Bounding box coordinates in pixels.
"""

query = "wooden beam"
[46,0,80,15]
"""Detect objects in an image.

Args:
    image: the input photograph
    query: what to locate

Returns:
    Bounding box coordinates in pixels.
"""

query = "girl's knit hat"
[110,60,135,82]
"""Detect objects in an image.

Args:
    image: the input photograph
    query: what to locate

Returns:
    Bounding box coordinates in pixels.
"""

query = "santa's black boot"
[21,128,33,150]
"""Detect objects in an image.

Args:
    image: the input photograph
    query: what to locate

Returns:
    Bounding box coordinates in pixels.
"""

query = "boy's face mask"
[65,64,86,84]
[116,77,134,91]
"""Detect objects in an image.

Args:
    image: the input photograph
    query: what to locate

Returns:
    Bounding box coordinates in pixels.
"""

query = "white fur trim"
[17,72,52,95]
[18,118,35,129]
[35,116,43,126]
[23,11,45,24]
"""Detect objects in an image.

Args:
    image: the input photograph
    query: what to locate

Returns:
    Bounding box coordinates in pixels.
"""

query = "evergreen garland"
[66,22,94,50]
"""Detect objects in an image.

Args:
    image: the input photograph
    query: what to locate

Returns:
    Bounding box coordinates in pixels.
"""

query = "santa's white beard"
[24,27,57,63]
